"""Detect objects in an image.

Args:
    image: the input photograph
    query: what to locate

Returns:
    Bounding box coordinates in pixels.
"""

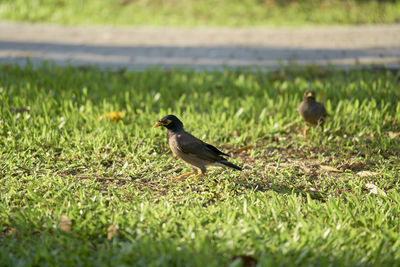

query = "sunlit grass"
[1,63,400,266]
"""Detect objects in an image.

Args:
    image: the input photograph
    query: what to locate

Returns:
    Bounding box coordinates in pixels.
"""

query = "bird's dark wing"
[205,144,229,157]
[318,102,328,117]
[176,131,227,162]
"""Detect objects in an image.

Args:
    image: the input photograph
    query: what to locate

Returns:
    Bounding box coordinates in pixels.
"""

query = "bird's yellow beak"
[153,119,172,128]
[153,121,163,128]
[306,92,314,98]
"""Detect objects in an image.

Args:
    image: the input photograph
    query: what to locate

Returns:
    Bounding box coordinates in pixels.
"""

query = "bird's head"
[303,90,316,101]
[153,114,183,131]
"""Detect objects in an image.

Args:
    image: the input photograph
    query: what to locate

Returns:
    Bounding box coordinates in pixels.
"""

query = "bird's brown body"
[297,90,327,136]
[297,100,327,126]
[154,115,241,180]
[167,130,227,173]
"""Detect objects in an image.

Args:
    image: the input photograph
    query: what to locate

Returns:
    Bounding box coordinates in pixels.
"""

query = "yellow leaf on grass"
[98,111,122,122]
[365,183,387,197]
[60,215,72,232]
[319,165,341,172]
[107,224,119,240]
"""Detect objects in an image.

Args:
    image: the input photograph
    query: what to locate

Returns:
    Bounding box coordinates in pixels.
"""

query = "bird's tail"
[220,160,242,171]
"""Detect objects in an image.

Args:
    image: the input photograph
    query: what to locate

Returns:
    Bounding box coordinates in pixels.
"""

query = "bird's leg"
[318,118,325,133]
[303,124,309,137]
[194,168,206,178]
[320,124,325,136]
[319,122,324,133]
[187,169,202,182]
[171,171,195,181]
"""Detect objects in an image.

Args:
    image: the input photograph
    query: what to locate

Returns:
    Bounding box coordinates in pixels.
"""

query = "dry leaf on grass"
[319,165,342,172]
[337,162,365,172]
[232,145,254,154]
[357,171,379,177]
[98,111,122,122]
[107,224,119,240]
[365,183,387,197]
[388,131,400,139]
[60,215,72,232]
[5,227,16,236]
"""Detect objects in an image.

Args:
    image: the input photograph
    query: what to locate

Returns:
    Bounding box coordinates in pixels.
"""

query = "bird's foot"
[170,172,195,181]
[188,172,205,183]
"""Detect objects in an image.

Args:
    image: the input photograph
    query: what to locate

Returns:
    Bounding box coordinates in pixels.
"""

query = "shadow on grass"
[0,225,382,266]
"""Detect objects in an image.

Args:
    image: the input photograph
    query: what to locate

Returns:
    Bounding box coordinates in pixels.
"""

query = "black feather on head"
[303,90,316,101]
[153,114,184,132]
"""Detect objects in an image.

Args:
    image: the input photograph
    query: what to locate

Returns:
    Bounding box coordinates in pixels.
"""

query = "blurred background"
[0,0,399,70]
[0,0,399,26]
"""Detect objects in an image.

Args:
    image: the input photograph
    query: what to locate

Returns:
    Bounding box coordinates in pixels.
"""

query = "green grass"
[1,0,400,26]
[1,63,400,266]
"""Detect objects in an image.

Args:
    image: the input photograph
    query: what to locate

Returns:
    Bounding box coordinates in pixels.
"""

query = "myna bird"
[297,90,327,136]
[153,115,242,180]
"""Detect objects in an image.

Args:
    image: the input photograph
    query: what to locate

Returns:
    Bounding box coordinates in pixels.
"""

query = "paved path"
[0,22,399,70]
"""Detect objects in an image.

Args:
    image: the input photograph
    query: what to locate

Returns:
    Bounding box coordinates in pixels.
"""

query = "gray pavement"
[0,22,399,70]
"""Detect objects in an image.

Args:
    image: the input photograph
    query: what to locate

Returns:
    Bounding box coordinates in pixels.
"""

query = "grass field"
[1,63,400,266]
[1,0,400,26]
